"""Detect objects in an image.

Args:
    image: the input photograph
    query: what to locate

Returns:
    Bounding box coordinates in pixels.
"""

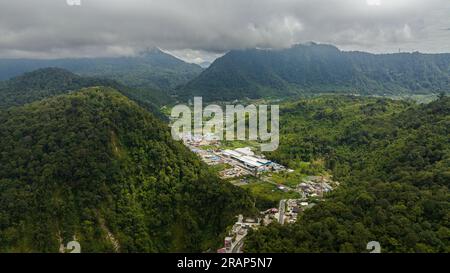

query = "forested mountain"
[0,49,203,91]
[0,87,254,252]
[180,43,450,101]
[245,95,450,253]
[0,68,168,119]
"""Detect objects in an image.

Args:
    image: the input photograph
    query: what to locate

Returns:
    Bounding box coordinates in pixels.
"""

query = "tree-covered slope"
[0,49,203,91]
[180,43,450,102]
[0,87,254,252]
[0,68,167,120]
[245,96,450,253]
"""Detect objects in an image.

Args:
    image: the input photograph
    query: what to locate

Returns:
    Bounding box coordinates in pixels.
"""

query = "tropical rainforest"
[0,87,254,252]
[180,43,450,101]
[0,67,168,120]
[0,49,203,92]
[245,95,450,253]
[0,41,449,253]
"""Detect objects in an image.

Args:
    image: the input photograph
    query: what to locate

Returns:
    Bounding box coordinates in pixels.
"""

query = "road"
[278,199,286,224]
[227,215,246,253]
[231,236,245,253]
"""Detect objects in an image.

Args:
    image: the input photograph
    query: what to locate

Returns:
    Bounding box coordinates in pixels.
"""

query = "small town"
[1,0,447,258]
[217,199,318,253]
[181,133,287,178]
[179,133,339,253]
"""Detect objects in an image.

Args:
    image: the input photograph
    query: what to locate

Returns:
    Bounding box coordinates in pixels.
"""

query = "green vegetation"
[245,95,450,253]
[241,178,301,210]
[0,68,166,120]
[270,168,308,189]
[1,66,448,253]
[0,87,255,252]
[180,43,450,102]
[220,140,261,151]
[209,163,232,173]
[0,49,203,92]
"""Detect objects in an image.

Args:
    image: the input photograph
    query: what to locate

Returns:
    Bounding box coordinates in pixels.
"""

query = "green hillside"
[0,68,168,120]
[245,95,450,253]
[0,87,254,252]
[180,43,450,102]
[0,49,203,91]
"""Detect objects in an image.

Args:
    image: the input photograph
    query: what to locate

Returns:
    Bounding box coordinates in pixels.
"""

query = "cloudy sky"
[0,0,449,64]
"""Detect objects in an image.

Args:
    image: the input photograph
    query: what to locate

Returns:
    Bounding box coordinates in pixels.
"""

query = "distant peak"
[138,47,166,56]
[227,42,341,55]
[199,61,212,68]
[293,42,339,49]
[304,41,318,46]
[289,42,341,53]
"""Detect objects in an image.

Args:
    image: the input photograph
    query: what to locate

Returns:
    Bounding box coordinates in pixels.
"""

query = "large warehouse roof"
[224,148,272,168]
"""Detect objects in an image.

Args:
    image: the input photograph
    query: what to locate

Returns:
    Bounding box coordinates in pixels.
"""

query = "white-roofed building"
[222,148,273,174]
[235,147,255,156]
[223,149,243,158]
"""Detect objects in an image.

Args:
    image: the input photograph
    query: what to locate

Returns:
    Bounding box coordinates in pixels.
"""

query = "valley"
[0,44,448,253]
[165,93,449,253]
[0,86,255,252]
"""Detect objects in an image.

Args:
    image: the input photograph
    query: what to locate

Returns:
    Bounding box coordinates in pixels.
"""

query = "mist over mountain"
[1,0,449,256]
[179,43,450,102]
[198,61,212,69]
[0,49,203,91]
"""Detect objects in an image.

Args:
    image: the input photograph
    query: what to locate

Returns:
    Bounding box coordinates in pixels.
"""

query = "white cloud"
[366,0,381,6]
[0,0,449,59]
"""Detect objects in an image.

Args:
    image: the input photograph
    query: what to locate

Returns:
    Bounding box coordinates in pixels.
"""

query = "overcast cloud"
[0,0,449,63]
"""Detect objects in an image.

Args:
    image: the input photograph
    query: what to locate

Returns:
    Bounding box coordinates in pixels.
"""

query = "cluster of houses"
[217,215,260,253]
[296,176,338,198]
[219,167,250,179]
[261,200,316,225]
[181,133,288,178]
[216,176,340,253]
[283,199,316,224]
[181,133,220,147]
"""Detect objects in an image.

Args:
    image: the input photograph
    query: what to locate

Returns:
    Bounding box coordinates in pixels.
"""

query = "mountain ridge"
[0,49,203,90]
[0,67,169,120]
[179,43,450,102]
